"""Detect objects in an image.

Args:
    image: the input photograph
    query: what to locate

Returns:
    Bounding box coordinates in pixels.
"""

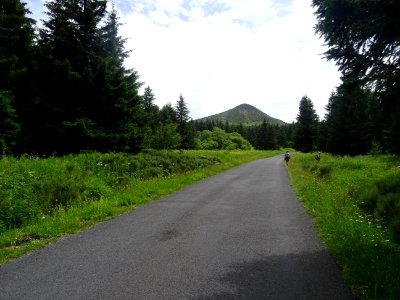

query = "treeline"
[289,91,397,156]
[194,119,294,150]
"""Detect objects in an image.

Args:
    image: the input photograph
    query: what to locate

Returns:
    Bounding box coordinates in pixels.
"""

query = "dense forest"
[0,0,399,156]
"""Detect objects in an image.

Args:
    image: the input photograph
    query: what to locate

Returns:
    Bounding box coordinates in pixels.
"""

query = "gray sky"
[26,0,341,123]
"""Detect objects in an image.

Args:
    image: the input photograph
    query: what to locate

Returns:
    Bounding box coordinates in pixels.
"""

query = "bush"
[0,151,221,232]
[357,174,400,243]
[196,127,252,150]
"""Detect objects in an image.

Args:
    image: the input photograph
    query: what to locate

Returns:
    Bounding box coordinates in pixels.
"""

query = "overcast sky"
[26,0,341,123]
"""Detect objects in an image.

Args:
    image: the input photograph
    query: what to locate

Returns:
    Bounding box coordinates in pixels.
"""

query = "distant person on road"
[284,150,290,165]
[315,152,321,162]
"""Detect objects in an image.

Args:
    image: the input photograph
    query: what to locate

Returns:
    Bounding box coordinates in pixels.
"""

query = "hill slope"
[196,103,285,125]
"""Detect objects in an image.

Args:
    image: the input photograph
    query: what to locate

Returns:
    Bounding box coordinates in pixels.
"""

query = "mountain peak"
[196,103,285,125]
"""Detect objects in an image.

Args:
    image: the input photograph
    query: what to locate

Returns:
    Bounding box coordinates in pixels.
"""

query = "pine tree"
[312,0,400,153]
[0,91,20,154]
[142,86,159,126]
[324,77,372,155]
[175,94,190,127]
[174,94,195,149]
[31,1,143,153]
[160,103,177,124]
[293,96,319,152]
[0,0,35,91]
[32,0,108,153]
[0,0,35,153]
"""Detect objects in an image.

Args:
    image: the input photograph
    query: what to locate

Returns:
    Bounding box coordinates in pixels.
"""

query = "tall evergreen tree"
[159,103,177,124]
[30,1,142,153]
[293,96,319,152]
[324,77,372,155]
[142,86,159,126]
[175,94,190,127]
[0,91,20,154]
[0,0,35,153]
[0,0,35,91]
[174,94,195,149]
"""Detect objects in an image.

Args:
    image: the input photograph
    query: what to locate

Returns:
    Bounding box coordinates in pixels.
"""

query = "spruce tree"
[0,91,20,154]
[0,0,35,153]
[142,86,159,127]
[293,96,319,152]
[312,0,400,153]
[324,77,372,155]
[32,1,143,153]
[174,94,195,149]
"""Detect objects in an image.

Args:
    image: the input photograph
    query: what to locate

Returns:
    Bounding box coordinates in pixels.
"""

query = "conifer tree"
[0,0,35,153]
[255,120,277,150]
[0,91,20,154]
[174,94,195,149]
[324,77,372,155]
[32,0,142,153]
[313,0,400,153]
[142,86,159,126]
[293,96,319,152]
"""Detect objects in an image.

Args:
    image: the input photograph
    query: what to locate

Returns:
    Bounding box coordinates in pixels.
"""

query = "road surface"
[0,155,354,299]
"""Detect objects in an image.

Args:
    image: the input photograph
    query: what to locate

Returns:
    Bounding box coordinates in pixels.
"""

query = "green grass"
[0,149,281,264]
[287,153,400,300]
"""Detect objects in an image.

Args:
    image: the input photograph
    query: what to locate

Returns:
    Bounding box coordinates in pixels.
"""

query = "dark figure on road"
[315,152,321,162]
[284,150,290,165]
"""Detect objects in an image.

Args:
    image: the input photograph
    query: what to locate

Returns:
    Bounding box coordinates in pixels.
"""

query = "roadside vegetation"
[287,153,400,300]
[0,150,280,263]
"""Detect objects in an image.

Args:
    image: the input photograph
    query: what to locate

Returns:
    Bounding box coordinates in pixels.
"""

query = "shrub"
[357,174,400,243]
[0,151,221,232]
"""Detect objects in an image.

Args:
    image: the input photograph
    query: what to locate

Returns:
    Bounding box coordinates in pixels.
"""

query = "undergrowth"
[288,153,400,300]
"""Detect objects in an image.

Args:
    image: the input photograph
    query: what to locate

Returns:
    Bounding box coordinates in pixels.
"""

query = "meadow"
[0,149,281,263]
[287,153,400,300]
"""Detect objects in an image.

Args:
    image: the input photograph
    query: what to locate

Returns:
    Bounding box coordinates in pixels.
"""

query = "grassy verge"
[287,153,400,300]
[0,149,281,264]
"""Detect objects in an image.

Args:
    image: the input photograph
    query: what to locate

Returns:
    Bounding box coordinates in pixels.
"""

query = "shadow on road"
[195,250,354,300]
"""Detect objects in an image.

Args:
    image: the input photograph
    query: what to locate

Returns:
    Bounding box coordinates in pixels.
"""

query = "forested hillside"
[196,103,285,126]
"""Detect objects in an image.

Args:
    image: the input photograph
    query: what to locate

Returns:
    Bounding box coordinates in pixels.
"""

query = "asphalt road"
[0,155,354,300]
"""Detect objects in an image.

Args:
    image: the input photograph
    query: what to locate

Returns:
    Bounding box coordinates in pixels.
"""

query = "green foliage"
[289,153,400,299]
[0,91,20,154]
[323,77,373,155]
[312,0,400,154]
[174,95,195,149]
[357,174,400,243]
[196,127,252,150]
[12,0,144,154]
[0,151,222,232]
[0,0,35,90]
[312,0,400,84]
[293,96,319,152]
[194,120,293,150]
[254,119,277,150]
[152,123,181,149]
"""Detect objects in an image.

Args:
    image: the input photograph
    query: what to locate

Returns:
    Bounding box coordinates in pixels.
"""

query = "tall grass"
[287,153,400,299]
[0,149,281,263]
